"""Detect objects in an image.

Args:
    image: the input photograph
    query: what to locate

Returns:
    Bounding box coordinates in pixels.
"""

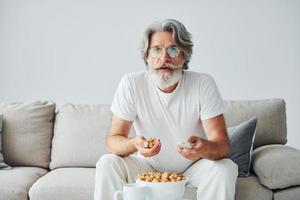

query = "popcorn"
[145,138,158,148]
[136,172,185,182]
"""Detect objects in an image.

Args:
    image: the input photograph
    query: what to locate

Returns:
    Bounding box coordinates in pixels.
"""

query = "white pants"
[94,154,238,200]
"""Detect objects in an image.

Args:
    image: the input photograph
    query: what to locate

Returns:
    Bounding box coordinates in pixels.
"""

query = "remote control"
[177,142,193,149]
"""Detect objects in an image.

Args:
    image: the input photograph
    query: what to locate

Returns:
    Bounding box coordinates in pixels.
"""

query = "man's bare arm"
[199,114,230,159]
[106,114,137,156]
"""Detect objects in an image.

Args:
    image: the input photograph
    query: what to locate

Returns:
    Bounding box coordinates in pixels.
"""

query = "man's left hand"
[176,136,207,161]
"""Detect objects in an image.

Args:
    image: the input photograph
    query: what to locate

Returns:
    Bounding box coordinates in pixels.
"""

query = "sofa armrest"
[251,144,300,189]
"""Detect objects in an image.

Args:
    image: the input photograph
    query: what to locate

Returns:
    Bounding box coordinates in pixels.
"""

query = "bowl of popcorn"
[136,172,188,200]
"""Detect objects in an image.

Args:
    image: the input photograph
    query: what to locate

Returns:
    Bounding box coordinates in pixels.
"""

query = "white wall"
[1,0,299,148]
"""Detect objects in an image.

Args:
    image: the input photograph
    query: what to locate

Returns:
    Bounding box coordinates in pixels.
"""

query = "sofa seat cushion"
[29,168,95,200]
[235,175,273,200]
[0,167,48,200]
[274,186,300,200]
[29,168,272,200]
[252,144,300,189]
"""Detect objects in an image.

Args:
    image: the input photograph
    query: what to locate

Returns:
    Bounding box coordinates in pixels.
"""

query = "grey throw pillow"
[0,114,11,169]
[228,117,257,177]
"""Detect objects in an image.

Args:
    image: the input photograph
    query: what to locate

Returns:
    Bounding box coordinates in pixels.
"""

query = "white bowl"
[135,178,189,200]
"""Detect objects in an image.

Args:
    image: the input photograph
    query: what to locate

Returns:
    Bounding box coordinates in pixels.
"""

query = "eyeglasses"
[148,46,181,58]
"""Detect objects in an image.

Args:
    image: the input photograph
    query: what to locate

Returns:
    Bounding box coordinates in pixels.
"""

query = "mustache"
[154,62,182,70]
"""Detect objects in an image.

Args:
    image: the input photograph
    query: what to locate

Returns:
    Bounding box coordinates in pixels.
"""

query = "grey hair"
[139,19,193,70]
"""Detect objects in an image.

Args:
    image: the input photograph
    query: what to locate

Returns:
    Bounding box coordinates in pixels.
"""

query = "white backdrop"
[1,0,299,148]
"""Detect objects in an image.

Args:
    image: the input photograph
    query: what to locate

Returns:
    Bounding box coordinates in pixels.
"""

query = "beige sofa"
[1,99,300,200]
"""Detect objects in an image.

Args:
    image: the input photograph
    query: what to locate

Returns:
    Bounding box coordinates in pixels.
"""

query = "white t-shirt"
[111,70,225,172]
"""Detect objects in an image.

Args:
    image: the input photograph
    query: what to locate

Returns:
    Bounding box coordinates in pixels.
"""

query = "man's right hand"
[133,136,161,157]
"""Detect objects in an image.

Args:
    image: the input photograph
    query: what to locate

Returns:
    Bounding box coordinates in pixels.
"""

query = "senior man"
[94,19,238,200]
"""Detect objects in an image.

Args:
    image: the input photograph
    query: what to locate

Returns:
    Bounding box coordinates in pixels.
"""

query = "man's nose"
[159,50,171,63]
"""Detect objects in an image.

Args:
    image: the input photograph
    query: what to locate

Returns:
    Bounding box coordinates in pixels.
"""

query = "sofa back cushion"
[50,104,137,169]
[224,99,287,149]
[0,101,56,168]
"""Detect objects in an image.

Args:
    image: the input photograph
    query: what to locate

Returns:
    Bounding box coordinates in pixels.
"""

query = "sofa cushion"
[224,99,287,149]
[0,114,11,169]
[228,117,257,177]
[235,175,273,200]
[50,104,110,169]
[0,101,56,168]
[184,177,273,200]
[274,186,300,200]
[30,169,273,200]
[29,168,95,200]
[252,144,300,189]
[0,166,48,200]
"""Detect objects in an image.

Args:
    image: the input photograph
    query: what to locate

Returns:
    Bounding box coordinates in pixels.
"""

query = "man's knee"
[213,159,238,182]
[96,154,122,171]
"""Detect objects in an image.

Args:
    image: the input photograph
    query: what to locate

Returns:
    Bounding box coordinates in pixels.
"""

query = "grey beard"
[149,66,183,90]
